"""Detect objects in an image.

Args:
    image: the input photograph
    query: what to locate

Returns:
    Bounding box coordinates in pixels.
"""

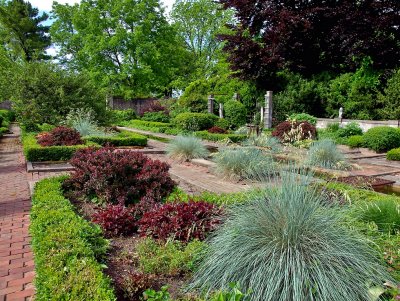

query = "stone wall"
[0,100,12,110]
[108,96,158,114]
[317,118,400,131]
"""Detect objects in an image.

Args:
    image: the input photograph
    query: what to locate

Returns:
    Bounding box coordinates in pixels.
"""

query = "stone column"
[219,103,224,118]
[264,91,273,129]
[208,94,215,114]
[260,106,264,123]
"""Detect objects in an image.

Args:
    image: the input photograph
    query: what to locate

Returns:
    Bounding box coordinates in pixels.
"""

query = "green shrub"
[347,135,365,148]
[141,111,170,123]
[0,109,15,122]
[65,108,104,136]
[194,131,247,143]
[37,123,56,132]
[363,126,400,152]
[31,176,116,301]
[136,238,206,275]
[358,199,400,233]
[173,113,218,131]
[287,113,317,125]
[121,119,173,132]
[166,136,209,161]
[84,131,147,147]
[189,172,391,301]
[387,148,400,161]
[306,139,349,170]
[110,109,137,124]
[336,122,363,138]
[215,118,230,130]
[326,122,340,132]
[224,100,247,129]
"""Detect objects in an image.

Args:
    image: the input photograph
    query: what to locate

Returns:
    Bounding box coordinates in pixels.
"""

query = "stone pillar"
[208,94,215,114]
[219,103,224,118]
[264,91,273,129]
[260,107,264,123]
[233,93,240,101]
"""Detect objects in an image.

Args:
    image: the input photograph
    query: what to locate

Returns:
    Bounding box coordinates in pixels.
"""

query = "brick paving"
[0,125,34,301]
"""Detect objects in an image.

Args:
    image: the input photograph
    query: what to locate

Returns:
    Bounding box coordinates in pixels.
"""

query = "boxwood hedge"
[84,131,147,147]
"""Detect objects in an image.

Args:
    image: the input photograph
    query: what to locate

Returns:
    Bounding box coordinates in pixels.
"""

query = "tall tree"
[51,0,193,98]
[219,0,400,89]
[170,0,234,77]
[0,0,50,61]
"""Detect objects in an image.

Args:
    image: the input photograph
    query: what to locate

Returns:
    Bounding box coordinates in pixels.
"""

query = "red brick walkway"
[0,125,34,301]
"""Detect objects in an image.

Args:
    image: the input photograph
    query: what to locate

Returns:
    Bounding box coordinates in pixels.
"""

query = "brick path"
[0,125,34,301]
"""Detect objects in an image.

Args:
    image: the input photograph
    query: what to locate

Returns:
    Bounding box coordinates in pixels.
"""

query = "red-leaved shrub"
[67,147,176,205]
[207,126,228,134]
[92,204,137,237]
[138,100,168,116]
[138,201,223,242]
[272,121,316,142]
[37,126,83,146]
[117,271,155,300]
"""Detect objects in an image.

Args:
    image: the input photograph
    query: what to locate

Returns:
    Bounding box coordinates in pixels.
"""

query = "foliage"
[37,126,83,147]
[0,0,50,61]
[306,139,349,170]
[336,122,363,138]
[64,108,103,137]
[0,109,11,137]
[143,286,171,301]
[208,126,228,134]
[166,135,209,162]
[31,176,115,301]
[194,131,247,143]
[210,283,251,301]
[177,79,209,113]
[174,112,218,131]
[358,199,400,234]
[219,0,400,88]
[244,135,282,153]
[110,110,137,124]
[136,238,206,275]
[378,69,400,120]
[139,101,169,116]
[347,135,365,149]
[327,122,340,133]
[189,172,391,301]
[215,118,230,130]
[138,201,223,242]
[142,112,170,123]
[67,147,176,205]
[387,148,400,161]
[91,204,137,238]
[84,131,147,147]
[287,113,317,125]
[363,127,400,153]
[11,62,107,126]
[118,272,155,301]
[272,121,316,144]
[224,100,247,129]
[214,147,276,180]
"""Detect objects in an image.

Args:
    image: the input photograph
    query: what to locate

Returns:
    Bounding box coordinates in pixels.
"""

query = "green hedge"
[84,131,147,147]
[22,132,98,162]
[363,126,400,152]
[194,131,247,143]
[31,176,116,301]
[387,148,400,161]
[346,135,365,148]
[120,120,180,135]
[173,113,218,131]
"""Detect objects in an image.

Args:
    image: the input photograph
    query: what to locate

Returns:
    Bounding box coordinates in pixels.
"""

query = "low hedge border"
[387,148,400,161]
[22,132,99,162]
[194,131,247,143]
[31,176,116,300]
[84,130,147,147]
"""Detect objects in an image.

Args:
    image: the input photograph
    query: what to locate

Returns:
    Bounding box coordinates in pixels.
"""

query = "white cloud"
[28,0,81,12]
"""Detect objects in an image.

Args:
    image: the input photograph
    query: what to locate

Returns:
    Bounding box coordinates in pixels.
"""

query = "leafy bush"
[166,135,209,161]
[142,111,170,123]
[387,148,400,161]
[326,122,340,132]
[306,139,349,170]
[347,135,365,148]
[37,126,83,146]
[336,122,363,138]
[136,238,206,275]
[92,204,137,237]
[31,176,115,301]
[224,100,247,129]
[215,118,230,130]
[272,121,316,143]
[67,147,176,205]
[194,131,247,143]
[118,272,155,301]
[84,131,147,147]
[143,286,171,301]
[363,126,400,152]
[189,172,391,300]
[37,123,56,132]
[138,201,223,242]
[64,108,105,137]
[244,135,282,153]
[208,126,228,134]
[287,113,317,125]
[138,101,168,116]
[173,112,218,131]
[214,147,276,180]
[358,199,400,233]
[110,109,137,124]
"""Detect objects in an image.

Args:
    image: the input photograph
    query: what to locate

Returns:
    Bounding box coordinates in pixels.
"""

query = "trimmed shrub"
[194,131,247,143]
[166,136,209,161]
[120,120,173,134]
[387,148,400,161]
[287,113,317,125]
[358,199,400,234]
[136,238,206,275]
[189,172,391,301]
[31,176,115,301]
[272,121,316,143]
[347,135,365,148]
[173,113,218,131]
[306,139,349,170]
[141,111,170,123]
[138,201,223,242]
[336,122,363,138]
[224,100,247,129]
[84,131,147,147]
[37,126,83,146]
[92,204,137,237]
[67,147,176,205]
[215,118,230,130]
[208,126,228,134]
[363,126,400,152]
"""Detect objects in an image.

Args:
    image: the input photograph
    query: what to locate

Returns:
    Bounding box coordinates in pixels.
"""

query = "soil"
[335,175,395,189]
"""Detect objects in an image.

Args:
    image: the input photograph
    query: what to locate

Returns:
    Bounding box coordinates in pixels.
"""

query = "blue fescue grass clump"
[167,135,209,161]
[306,139,349,170]
[189,171,391,301]
[243,135,282,153]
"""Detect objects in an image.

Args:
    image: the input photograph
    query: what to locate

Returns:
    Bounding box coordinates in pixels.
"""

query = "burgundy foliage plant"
[37,126,83,146]
[67,147,176,205]
[272,121,316,142]
[207,126,228,134]
[138,200,223,242]
[138,100,168,116]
